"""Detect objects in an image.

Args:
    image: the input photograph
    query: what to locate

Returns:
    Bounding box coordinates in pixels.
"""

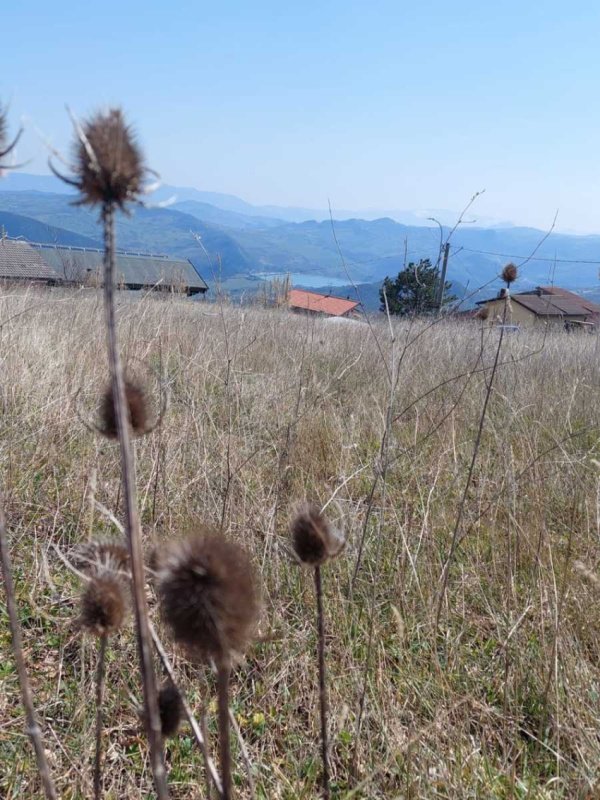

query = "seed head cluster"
[158,684,183,737]
[71,108,146,209]
[291,505,345,567]
[74,538,130,577]
[80,574,126,637]
[100,379,148,439]
[501,262,518,285]
[156,531,259,665]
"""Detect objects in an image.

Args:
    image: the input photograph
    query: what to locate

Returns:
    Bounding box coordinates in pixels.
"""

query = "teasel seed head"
[100,379,148,439]
[80,574,126,637]
[291,504,345,567]
[73,538,130,577]
[156,530,260,666]
[68,108,146,209]
[501,262,518,286]
[158,684,183,737]
[476,305,490,321]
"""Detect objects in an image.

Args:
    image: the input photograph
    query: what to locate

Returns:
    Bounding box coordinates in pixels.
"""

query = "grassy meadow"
[1,287,600,798]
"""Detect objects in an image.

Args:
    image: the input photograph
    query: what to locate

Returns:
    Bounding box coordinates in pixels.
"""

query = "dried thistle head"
[476,306,490,321]
[156,530,260,665]
[80,574,126,637]
[69,108,146,209]
[100,379,148,439]
[501,263,518,285]
[291,504,345,567]
[73,538,130,576]
[158,684,183,737]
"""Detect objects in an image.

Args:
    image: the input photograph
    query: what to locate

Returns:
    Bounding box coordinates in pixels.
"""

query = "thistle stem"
[0,504,57,800]
[217,664,233,800]
[314,565,330,799]
[93,634,108,800]
[101,202,169,799]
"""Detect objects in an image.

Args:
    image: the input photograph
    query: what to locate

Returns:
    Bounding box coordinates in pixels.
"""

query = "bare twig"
[0,505,58,800]
[93,634,108,800]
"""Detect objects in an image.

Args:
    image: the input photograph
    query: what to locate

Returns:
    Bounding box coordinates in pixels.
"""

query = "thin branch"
[0,505,58,800]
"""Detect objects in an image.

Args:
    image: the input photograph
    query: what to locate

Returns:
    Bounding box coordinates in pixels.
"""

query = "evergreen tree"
[379,258,455,315]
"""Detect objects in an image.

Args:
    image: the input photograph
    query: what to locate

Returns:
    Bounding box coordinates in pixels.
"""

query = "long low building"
[0,237,209,295]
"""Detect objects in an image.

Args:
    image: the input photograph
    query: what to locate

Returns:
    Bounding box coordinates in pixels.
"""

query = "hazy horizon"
[3,1,600,233]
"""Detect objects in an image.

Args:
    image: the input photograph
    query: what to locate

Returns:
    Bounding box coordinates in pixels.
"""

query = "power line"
[453,245,600,265]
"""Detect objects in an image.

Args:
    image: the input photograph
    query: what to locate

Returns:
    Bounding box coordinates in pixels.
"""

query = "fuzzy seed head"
[158,684,183,737]
[80,574,126,636]
[73,538,130,576]
[100,379,148,439]
[476,305,490,321]
[73,108,146,209]
[501,263,518,285]
[291,504,345,566]
[156,531,260,665]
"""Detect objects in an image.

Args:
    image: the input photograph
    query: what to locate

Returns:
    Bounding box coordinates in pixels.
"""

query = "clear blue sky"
[2,1,600,232]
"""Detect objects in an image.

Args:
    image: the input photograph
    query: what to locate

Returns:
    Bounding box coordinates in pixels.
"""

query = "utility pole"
[437,241,450,311]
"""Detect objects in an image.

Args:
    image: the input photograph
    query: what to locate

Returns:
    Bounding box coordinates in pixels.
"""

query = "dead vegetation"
[1,287,600,798]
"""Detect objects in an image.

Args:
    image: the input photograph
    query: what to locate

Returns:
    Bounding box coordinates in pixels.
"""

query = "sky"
[2,0,600,232]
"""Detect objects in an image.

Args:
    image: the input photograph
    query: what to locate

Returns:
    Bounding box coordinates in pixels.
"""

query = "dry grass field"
[1,287,600,798]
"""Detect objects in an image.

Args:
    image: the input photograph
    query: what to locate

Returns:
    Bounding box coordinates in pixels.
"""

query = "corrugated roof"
[287,288,359,317]
[29,244,208,290]
[0,239,62,281]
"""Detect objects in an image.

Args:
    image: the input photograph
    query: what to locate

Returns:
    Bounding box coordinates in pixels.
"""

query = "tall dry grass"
[1,287,600,798]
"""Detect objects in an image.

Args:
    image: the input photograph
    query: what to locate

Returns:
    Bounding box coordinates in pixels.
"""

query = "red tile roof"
[287,289,359,317]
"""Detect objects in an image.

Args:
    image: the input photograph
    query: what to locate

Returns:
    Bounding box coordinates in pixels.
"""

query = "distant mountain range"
[0,174,599,300]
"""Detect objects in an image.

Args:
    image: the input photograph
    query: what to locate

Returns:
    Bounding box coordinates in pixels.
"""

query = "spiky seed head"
[501,263,518,285]
[156,530,260,665]
[80,574,126,636]
[72,108,146,209]
[100,379,148,439]
[291,504,345,567]
[476,305,490,321]
[158,684,183,737]
[73,538,130,576]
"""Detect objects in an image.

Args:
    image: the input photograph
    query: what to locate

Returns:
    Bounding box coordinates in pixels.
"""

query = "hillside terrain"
[1,292,600,798]
[1,177,600,297]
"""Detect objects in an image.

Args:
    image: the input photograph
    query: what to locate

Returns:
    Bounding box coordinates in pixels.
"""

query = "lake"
[255,272,356,288]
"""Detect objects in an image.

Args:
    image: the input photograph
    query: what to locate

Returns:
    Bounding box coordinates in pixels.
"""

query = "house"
[0,238,209,296]
[287,288,360,318]
[475,286,600,329]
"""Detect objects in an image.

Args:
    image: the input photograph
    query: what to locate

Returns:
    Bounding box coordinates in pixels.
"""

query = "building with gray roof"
[0,237,208,295]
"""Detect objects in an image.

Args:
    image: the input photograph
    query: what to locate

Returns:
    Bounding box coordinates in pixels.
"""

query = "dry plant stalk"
[0,104,57,800]
[0,506,58,799]
[434,263,517,631]
[156,531,260,800]
[291,505,345,800]
[55,107,169,798]
[79,564,127,800]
